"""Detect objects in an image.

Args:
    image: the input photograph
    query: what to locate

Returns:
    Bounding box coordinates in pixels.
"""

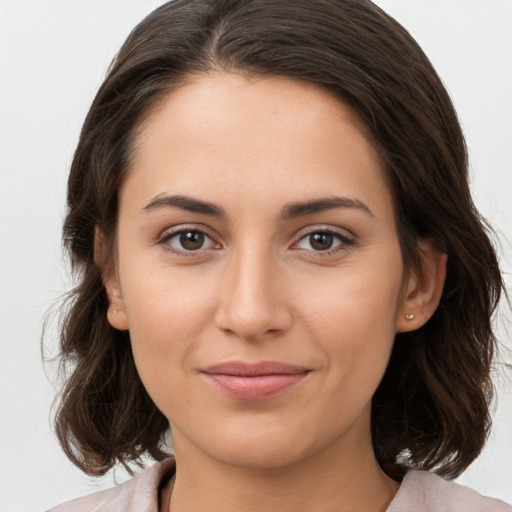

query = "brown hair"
[55,0,503,479]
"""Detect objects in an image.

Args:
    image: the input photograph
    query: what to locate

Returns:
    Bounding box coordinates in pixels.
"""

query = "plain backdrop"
[0,1,511,510]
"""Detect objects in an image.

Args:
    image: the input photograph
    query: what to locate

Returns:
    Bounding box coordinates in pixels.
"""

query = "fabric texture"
[387,470,511,511]
[47,457,511,511]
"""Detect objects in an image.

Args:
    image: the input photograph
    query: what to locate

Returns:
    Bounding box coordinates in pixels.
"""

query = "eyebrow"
[142,194,373,218]
[143,194,226,217]
[280,196,373,219]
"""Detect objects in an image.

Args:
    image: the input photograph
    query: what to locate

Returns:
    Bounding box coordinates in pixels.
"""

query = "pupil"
[180,231,204,250]
[310,233,333,251]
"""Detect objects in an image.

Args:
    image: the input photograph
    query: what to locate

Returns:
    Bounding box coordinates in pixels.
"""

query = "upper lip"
[201,361,310,376]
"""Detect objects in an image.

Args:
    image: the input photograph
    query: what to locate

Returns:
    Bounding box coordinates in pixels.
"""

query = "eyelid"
[156,224,222,255]
[154,223,355,257]
[290,225,356,254]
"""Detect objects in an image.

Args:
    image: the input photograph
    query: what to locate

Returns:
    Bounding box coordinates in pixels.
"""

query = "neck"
[167,425,399,512]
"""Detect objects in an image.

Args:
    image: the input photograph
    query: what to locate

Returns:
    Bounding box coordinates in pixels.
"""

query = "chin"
[173,414,345,472]
[210,437,313,471]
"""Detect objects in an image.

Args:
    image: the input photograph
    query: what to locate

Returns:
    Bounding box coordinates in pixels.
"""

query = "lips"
[200,361,310,401]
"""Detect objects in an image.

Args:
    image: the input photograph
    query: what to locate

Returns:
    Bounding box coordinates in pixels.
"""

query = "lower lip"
[202,373,308,400]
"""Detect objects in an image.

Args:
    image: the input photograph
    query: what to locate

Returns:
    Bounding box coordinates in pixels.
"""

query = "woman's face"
[108,72,415,469]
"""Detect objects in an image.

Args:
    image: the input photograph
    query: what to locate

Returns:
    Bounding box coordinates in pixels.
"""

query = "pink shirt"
[47,457,511,511]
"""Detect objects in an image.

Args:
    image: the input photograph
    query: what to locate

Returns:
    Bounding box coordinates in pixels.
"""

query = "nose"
[213,244,293,341]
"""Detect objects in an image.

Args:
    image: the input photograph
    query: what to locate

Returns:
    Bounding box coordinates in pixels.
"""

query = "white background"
[0,1,511,510]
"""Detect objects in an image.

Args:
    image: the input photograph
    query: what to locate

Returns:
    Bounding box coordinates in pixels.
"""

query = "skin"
[104,71,446,512]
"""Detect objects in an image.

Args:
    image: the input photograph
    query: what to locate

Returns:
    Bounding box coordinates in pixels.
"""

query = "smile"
[200,362,311,401]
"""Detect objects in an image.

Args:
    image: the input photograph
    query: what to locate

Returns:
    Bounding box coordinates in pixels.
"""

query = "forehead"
[134,71,377,161]
[124,71,393,218]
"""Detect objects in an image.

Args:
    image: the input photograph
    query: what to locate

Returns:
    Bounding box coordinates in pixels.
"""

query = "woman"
[48,0,510,510]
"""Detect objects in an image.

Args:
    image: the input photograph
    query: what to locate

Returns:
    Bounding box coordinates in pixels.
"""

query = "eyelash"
[156,226,355,257]
[292,228,355,256]
[157,225,220,257]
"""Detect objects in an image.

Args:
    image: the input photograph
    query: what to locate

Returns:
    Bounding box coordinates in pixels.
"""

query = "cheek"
[123,257,215,333]
[297,260,403,386]
[120,265,217,393]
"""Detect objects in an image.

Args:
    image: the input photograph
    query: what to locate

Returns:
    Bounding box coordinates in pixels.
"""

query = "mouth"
[200,361,311,401]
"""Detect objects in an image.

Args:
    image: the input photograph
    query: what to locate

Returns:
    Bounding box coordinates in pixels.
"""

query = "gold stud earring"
[405,313,415,320]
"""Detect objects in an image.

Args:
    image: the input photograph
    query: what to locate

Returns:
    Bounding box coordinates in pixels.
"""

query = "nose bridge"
[214,239,291,339]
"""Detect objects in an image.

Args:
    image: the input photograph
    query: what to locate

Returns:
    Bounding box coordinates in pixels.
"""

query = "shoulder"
[388,470,511,512]
[46,458,176,512]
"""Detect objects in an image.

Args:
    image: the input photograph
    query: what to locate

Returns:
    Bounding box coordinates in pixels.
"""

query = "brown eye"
[294,229,354,254]
[309,232,334,251]
[179,231,205,250]
[161,229,219,253]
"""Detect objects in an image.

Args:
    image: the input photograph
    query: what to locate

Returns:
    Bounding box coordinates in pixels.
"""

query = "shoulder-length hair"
[55,0,503,479]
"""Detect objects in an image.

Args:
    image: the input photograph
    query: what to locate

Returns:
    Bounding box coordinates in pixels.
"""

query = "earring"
[112,309,118,316]
[405,313,415,320]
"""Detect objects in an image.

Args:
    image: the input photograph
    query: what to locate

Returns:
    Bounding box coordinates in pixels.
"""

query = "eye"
[294,229,354,253]
[160,229,219,253]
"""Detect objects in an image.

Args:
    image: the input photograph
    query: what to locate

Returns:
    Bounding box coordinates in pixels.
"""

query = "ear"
[396,240,447,333]
[94,227,129,331]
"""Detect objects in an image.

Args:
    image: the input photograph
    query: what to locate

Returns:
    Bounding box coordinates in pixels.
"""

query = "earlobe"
[94,226,129,331]
[397,240,447,333]
[105,282,129,331]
